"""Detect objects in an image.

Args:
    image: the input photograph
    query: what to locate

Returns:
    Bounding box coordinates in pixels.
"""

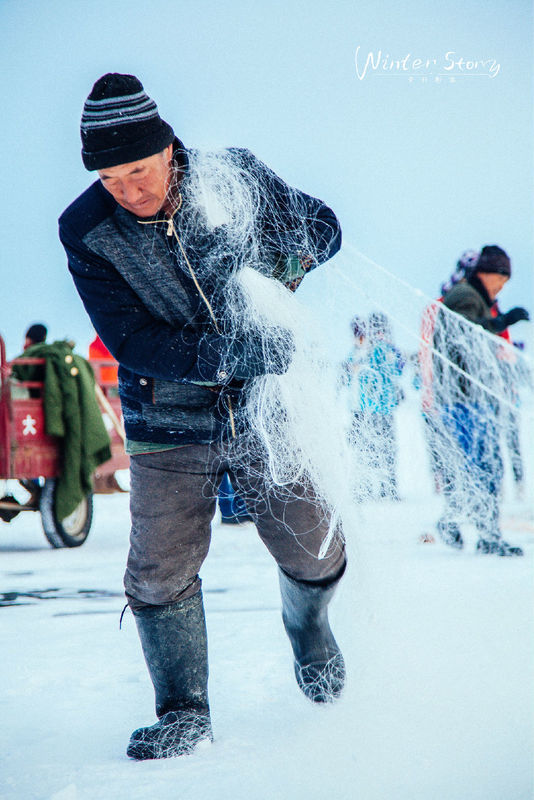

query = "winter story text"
[354,47,501,80]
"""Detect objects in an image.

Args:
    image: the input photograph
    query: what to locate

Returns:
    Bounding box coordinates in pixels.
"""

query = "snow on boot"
[437,519,464,549]
[279,568,345,703]
[127,709,213,761]
[476,538,523,557]
[127,591,213,760]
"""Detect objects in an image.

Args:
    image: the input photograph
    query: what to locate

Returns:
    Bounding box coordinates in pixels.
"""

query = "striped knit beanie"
[80,73,174,170]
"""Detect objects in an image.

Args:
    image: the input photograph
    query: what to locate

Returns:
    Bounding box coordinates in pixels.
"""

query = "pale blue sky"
[1,0,532,356]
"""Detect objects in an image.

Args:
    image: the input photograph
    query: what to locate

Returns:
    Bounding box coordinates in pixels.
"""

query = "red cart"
[0,335,129,547]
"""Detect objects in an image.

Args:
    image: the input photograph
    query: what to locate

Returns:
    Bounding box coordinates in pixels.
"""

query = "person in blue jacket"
[346,313,404,500]
[59,73,346,760]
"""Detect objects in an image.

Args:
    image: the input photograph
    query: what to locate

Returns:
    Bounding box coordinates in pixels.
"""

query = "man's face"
[477,271,509,301]
[98,145,173,217]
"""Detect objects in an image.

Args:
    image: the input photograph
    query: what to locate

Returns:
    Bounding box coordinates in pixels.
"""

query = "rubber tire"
[39,479,93,548]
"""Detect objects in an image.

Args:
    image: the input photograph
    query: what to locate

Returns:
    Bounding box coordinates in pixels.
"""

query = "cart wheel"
[39,479,93,548]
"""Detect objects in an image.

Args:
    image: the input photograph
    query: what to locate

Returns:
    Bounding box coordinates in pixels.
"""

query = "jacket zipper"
[139,200,237,439]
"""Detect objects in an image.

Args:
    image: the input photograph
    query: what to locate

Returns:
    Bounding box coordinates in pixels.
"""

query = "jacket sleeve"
[473,317,503,333]
[442,286,503,333]
[236,149,342,274]
[442,289,479,321]
[59,220,268,385]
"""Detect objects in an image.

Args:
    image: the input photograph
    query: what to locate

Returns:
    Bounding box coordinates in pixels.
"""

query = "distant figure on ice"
[12,336,112,519]
[24,322,48,350]
[344,313,404,500]
[22,323,48,397]
[419,250,480,492]
[343,315,367,394]
[59,73,346,760]
[364,312,404,499]
[432,245,529,556]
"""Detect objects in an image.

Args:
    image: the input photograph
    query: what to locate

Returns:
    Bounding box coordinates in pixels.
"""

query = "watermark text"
[355,47,501,81]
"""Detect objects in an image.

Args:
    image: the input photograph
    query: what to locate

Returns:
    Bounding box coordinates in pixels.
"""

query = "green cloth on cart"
[12,340,112,521]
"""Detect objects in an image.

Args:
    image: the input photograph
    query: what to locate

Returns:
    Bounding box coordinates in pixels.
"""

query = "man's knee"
[125,575,202,611]
[126,448,217,610]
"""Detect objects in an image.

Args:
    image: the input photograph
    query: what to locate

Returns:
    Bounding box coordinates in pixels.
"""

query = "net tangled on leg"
[126,709,213,761]
[295,652,346,704]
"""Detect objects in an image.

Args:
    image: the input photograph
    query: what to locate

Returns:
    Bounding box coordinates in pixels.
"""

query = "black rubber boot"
[476,537,523,557]
[437,519,464,549]
[279,567,345,703]
[127,591,213,760]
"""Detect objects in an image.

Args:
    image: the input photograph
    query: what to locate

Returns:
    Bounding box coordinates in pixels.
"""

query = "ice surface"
[1,396,532,800]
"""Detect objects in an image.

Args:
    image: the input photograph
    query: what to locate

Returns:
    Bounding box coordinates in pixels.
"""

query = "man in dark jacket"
[433,245,529,556]
[59,73,346,760]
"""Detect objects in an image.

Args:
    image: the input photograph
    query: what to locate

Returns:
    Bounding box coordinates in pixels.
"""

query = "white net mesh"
[165,149,356,554]
[127,709,213,760]
[332,245,531,552]
[295,652,346,703]
[139,149,531,556]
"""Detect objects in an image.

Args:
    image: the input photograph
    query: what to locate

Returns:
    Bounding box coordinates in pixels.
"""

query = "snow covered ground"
[1,396,533,800]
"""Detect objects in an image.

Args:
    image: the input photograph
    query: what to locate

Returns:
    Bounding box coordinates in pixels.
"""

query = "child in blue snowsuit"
[345,313,404,500]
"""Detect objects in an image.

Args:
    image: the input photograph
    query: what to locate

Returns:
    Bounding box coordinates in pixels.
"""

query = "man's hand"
[195,328,295,384]
[228,329,294,380]
[273,254,315,292]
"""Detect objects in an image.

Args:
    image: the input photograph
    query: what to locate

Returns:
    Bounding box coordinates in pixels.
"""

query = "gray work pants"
[125,444,346,609]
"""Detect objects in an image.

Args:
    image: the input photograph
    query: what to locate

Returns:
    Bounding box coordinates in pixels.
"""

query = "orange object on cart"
[89,335,118,386]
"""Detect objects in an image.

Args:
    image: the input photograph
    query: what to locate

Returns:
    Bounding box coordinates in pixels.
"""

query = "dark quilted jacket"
[59,141,341,444]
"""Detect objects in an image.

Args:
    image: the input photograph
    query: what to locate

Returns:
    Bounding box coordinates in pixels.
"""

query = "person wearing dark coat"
[22,323,48,397]
[12,340,112,519]
[59,73,346,760]
[24,323,47,350]
[433,245,529,556]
